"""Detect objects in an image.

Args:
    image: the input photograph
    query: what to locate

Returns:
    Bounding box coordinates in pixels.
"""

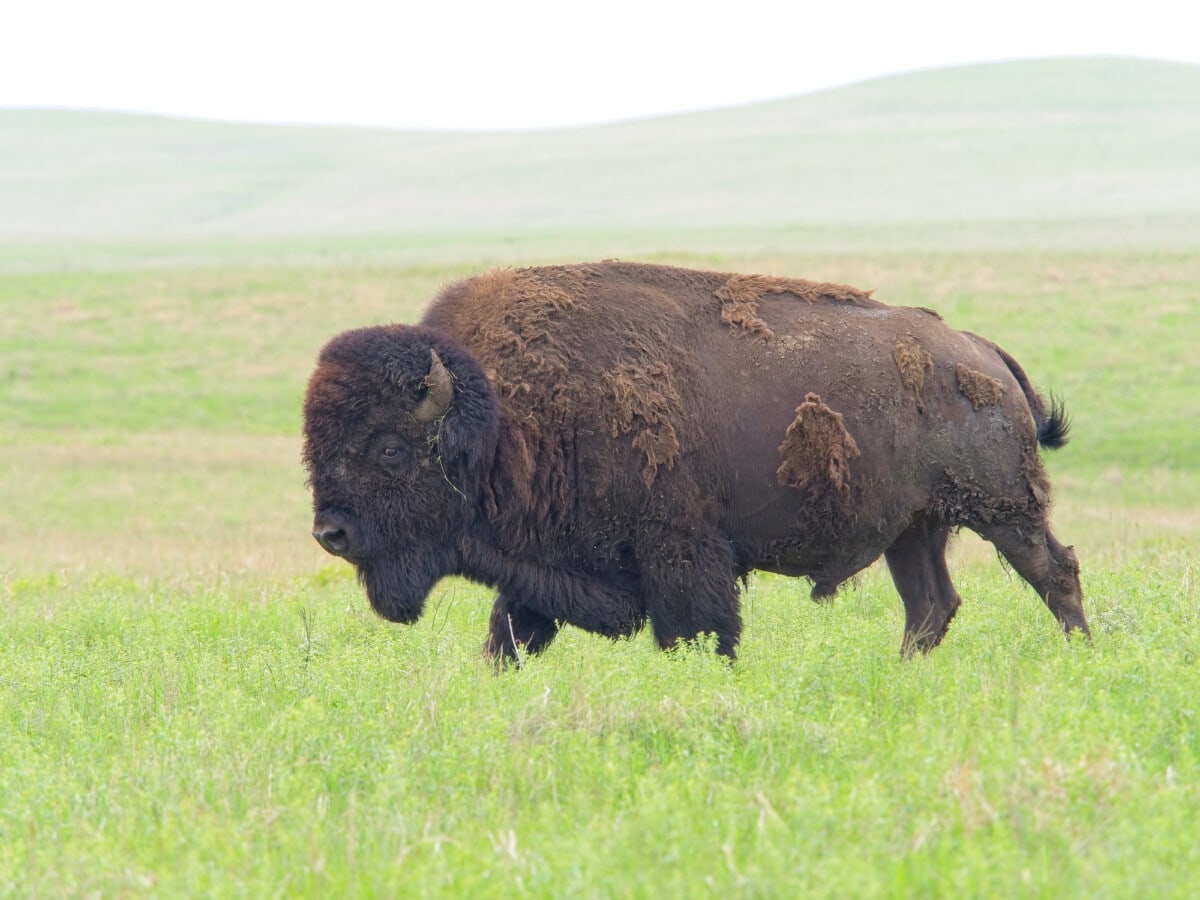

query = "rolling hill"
[2,56,1199,240]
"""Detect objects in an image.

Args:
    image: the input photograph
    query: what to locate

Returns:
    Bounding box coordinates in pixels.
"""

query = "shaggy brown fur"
[894,335,934,413]
[714,274,879,340]
[605,362,682,488]
[957,363,1006,408]
[303,261,1087,665]
[715,274,781,339]
[423,265,600,545]
[776,393,862,499]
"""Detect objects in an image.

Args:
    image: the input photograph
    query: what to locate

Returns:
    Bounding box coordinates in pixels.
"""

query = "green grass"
[3,557,1198,896]
[0,229,1197,895]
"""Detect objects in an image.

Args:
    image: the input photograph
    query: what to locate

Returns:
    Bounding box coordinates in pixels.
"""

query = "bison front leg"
[635,526,742,658]
[485,592,561,667]
[464,542,645,657]
[884,518,963,657]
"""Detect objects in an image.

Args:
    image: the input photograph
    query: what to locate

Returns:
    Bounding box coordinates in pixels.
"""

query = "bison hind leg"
[884,518,963,657]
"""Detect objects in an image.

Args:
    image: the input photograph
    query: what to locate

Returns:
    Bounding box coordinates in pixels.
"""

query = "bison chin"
[356,552,450,624]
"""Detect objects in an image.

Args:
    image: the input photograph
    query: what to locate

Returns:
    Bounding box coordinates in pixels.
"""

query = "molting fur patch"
[777,392,861,498]
[956,364,1005,408]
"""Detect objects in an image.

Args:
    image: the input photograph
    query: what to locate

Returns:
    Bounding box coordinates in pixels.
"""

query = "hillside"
[2,56,1199,239]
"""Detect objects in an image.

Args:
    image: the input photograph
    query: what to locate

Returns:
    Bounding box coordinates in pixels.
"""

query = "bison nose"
[312,525,350,556]
[312,512,357,557]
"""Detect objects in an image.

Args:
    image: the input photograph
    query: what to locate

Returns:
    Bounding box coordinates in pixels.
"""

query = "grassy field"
[2,53,1198,897]
[1,225,1198,896]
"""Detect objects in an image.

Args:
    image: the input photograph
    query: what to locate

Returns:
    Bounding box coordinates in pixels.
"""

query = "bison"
[303,261,1088,662]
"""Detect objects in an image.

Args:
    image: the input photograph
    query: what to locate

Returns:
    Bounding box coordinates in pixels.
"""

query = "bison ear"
[419,345,498,479]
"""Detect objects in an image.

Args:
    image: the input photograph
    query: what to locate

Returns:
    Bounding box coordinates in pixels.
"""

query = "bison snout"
[312,513,358,558]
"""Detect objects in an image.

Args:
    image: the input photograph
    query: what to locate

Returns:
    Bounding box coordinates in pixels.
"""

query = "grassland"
[2,229,1198,896]
[2,57,1200,896]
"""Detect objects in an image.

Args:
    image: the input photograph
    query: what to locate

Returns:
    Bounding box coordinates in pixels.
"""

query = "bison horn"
[413,348,454,421]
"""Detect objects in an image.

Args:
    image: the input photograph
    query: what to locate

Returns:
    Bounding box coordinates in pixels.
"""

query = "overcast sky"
[4,0,1199,130]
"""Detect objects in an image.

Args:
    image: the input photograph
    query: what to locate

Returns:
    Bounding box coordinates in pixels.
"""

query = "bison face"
[302,325,498,623]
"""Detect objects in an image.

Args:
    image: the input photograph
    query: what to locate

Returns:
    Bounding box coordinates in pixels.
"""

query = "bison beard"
[303,261,1089,664]
[356,548,453,624]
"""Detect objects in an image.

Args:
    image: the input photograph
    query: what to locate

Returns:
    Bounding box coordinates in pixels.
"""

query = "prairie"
[2,57,1199,896]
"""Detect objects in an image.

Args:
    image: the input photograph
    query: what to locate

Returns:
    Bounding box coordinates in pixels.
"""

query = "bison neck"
[472,385,597,551]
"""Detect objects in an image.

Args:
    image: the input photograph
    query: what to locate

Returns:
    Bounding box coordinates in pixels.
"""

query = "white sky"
[3,0,1199,130]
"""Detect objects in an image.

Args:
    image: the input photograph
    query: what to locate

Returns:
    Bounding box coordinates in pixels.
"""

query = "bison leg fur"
[484,592,561,668]
[884,518,963,657]
[636,526,742,658]
[977,521,1091,640]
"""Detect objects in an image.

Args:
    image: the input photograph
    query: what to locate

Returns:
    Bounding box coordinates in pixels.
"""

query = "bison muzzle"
[303,262,1089,662]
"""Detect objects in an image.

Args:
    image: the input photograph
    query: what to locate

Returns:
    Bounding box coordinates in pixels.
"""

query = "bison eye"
[381,446,400,460]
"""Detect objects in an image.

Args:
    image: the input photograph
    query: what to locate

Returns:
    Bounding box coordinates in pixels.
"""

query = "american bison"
[303,262,1088,662]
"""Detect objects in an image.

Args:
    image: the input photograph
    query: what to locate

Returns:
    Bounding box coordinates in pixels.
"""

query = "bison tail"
[1038,393,1071,450]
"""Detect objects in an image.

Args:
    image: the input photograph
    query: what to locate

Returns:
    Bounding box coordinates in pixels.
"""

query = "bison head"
[302,325,498,623]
